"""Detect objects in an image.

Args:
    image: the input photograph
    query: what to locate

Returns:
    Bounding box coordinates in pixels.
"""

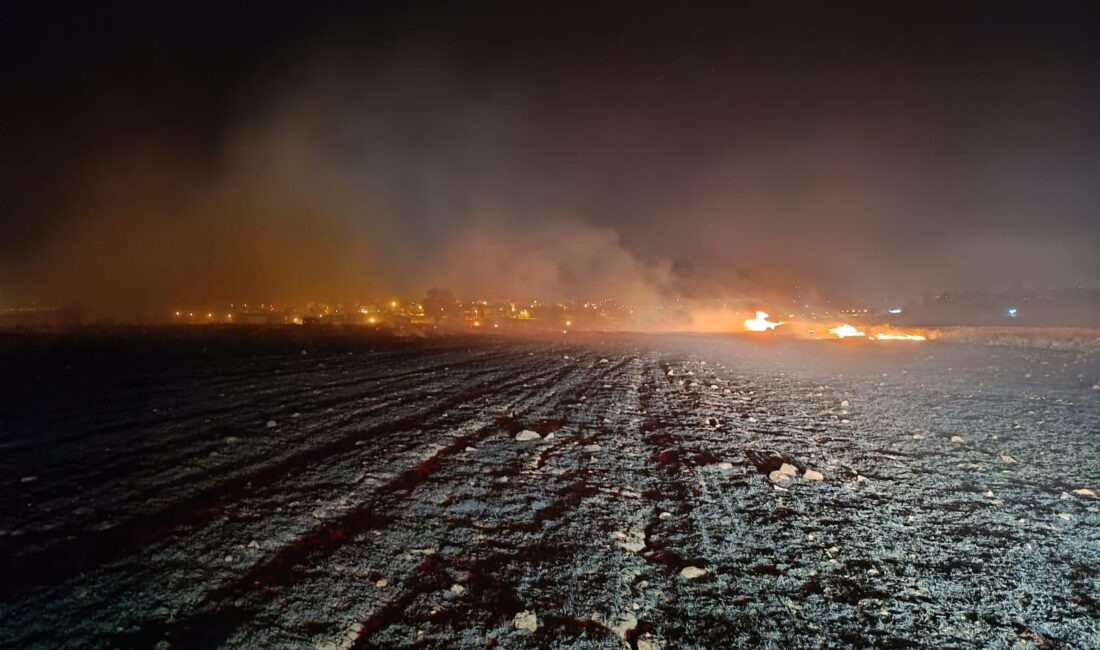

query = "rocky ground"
[1,328,1098,649]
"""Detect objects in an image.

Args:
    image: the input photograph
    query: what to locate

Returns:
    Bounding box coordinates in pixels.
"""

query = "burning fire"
[743,311,782,332]
[828,324,865,339]
[875,332,926,341]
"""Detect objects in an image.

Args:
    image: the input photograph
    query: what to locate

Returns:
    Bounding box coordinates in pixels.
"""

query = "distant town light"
[887,308,903,314]
[1007,307,1019,318]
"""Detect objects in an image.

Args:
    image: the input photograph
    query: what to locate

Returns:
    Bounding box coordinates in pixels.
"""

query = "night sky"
[3,1,1099,314]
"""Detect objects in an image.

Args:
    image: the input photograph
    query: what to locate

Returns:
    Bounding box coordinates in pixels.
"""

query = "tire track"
[0,356,552,600]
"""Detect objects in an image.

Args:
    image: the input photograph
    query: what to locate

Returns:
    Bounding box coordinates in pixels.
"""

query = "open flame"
[743,311,782,332]
[828,324,865,339]
[875,332,926,341]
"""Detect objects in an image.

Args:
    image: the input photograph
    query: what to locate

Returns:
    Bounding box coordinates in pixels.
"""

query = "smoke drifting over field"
[3,3,1099,315]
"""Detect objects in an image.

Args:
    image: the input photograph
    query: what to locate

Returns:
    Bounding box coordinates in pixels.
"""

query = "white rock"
[840,400,850,408]
[610,612,638,640]
[224,555,234,562]
[803,469,824,481]
[450,584,465,594]
[982,490,994,498]
[856,475,869,483]
[769,470,791,483]
[778,463,799,476]
[637,637,663,650]
[1071,488,1096,498]
[19,476,37,483]
[266,420,278,429]
[515,430,541,442]
[583,444,602,452]
[513,610,539,632]
[1000,454,1018,464]
[658,512,672,520]
[717,462,733,470]
[912,433,923,440]
[1056,512,1072,521]
[950,435,963,443]
[599,358,610,363]
[680,565,707,579]
[248,540,259,548]
[376,579,388,588]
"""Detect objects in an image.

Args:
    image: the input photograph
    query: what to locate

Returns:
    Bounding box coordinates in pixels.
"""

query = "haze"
[3,2,1099,317]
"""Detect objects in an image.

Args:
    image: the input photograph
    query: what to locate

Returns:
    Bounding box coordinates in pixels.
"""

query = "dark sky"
[3,1,1099,313]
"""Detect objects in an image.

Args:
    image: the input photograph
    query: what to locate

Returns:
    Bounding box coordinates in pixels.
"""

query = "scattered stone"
[950,435,963,443]
[513,610,538,632]
[376,579,388,588]
[19,476,37,483]
[1071,488,1096,498]
[1000,454,1018,464]
[266,420,278,429]
[610,612,638,640]
[778,463,799,477]
[717,461,733,470]
[637,636,663,650]
[583,444,602,452]
[803,469,824,481]
[450,584,465,594]
[856,475,869,483]
[658,511,672,520]
[248,540,259,549]
[599,358,610,363]
[616,531,646,553]
[515,430,540,442]
[223,555,234,563]
[982,490,994,498]
[769,470,792,483]
[1056,512,1072,521]
[680,565,707,579]
[840,400,850,408]
[912,433,923,440]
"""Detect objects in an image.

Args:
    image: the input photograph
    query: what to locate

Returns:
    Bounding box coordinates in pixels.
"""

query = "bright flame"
[829,324,865,339]
[875,332,926,341]
[743,311,781,332]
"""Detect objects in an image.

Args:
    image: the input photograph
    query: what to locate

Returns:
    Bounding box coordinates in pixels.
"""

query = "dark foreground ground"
[1,327,1098,649]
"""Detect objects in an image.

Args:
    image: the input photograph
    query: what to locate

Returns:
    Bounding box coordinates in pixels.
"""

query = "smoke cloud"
[3,3,1098,317]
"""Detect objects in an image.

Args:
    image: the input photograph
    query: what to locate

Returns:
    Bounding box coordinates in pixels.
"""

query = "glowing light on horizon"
[875,332,925,341]
[743,311,782,332]
[829,324,865,338]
